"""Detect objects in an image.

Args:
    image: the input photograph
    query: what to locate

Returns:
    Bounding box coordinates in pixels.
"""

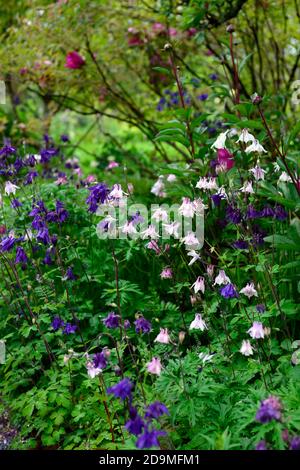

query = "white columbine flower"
[4,181,20,196]
[213,269,230,286]
[109,184,127,199]
[245,139,267,154]
[236,128,255,144]
[178,197,195,218]
[141,225,160,239]
[249,164,266,181]
[191,276,205,294]
[166,174,177,182]
[240,340,254,356]
[121,221,137,235]
[163,221,180,238]
[181,232,200,247]
[151,177,165,197]
[199,351,215,363]
[278,171,292,183]
[187,250,200,266]
[189,313,207,331]
[240,181,254,194]
[240,282,258,299]
[247,321,265,339]
[152,208,169,222]
[211,130,229,149]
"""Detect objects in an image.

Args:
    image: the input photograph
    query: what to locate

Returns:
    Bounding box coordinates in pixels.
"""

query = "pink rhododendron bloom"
[240,340,254,356]
[155,328,171,344]
[248,321,265,339]
[147,357,162,375]
[65,51,85,69]
[217,148,234,170]
[160,267,173,279]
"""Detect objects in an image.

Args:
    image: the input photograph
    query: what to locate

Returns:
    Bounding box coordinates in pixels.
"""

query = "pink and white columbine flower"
[196,177,218,191]
[240,282,258,299]
[160,267,173,279]
[179,197,196,217]
[213,269,230,286]
[121,221,137,235]
[189,314,207,331]
[207,264,215,277]
[249,163,266,181]
[240,340,254,356]
[245,139,267,154]
[4,181,19,196]
[106,161,119,170]
[193,198,206,215]
[152,208,168,222]
[166,174,177,182]
[240,181,254,194]
[55,176,68,185]
[278,171,292,183]
[147,357,162,375]
[151,177,165,197]
[211,130,229,149]
[86,361,102,379]
[163,221,180,238]
[236,129,255,144]
[187,250,200,266]
[155,328,171,344]
[146,240,160,254]
[192,276,205,294]
[141,225,160,239]
[109,184,126,199]
[247,321,265,339]
[181,232,200,248]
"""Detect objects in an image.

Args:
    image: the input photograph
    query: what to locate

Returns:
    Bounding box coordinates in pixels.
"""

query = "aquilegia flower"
[160,267,173,279]
[86,183,109,213]
[247,321,265,339]
[189,313,207,331]
[4,181,19,196]
[239,282,258,299]
[125,411,145,436]
[214,269,230,286]
[255,440,267,450]
[145,402,169,420]
[134,316,152,334]
[107,377,134,401]
[51,316,65,331]
[290,436,300,450]
[63,323,77,335]
[103,312,120,329]
[0,236,15,252]
[240,340,254,356]
[136,428,166,449]
[154,328,171,344]
[15,246,28,266]
[147,357,162,376]
[191,276,205,294]
[256,396,282,423]
[220,283,238,299]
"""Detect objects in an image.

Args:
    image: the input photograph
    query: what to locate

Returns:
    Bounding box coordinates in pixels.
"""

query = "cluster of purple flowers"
[86,183,109,213]
[134,316,152,334]
[107,378,168,449]
[51,316,77,335]
[156,89,191,111]
[256,396,282,423]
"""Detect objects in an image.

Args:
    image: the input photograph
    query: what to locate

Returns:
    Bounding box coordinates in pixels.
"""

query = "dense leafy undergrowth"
[0,0,300,452]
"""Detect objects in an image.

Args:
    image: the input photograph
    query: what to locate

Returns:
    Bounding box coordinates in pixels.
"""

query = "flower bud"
[226,24,235,33]
[251,93,262,105]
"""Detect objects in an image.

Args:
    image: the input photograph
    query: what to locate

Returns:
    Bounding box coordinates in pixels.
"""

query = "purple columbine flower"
[255,440,267,450]
[103,312,120,329]
[233,239,248,249]
[246,205,261,219]
[15,246,28,265]
[134,316,152,334]
[55,200,69,223]
[14,158,24,172]
[209,73,218,81]
[125,408,145,436]
[198,93,208,101]
[86,183,109,213]
[0,236,15,252]
[211,193,224,206]
[26,155,37,167]
[261,206,274,218]
[11,198,22,209]
[51,316,65,331]
[136,428,166,449]
[24,170,38,185]
[61,134,69,142]
[93,352,107,370]
[124,319,131,329]
[29,200,47,217]
[40,147,59,164]
[43,248,53,265]
[226,204,242,224]
[107,377,134,401]
[65,267,77,281]
[290,436,300,450]
[274,205,288,221]
[36,226,51,245]
[256,304,266,313]
[220,283,238,299]
[63,323,77,335]
[256,396,282,423]
[0,144,16,156]
[144,402,169,420]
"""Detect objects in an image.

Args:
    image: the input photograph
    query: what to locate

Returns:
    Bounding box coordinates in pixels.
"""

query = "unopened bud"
[178,331,186,344]
[164,43,172,51]
[251,92,262,105]
[226,24,235,33]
